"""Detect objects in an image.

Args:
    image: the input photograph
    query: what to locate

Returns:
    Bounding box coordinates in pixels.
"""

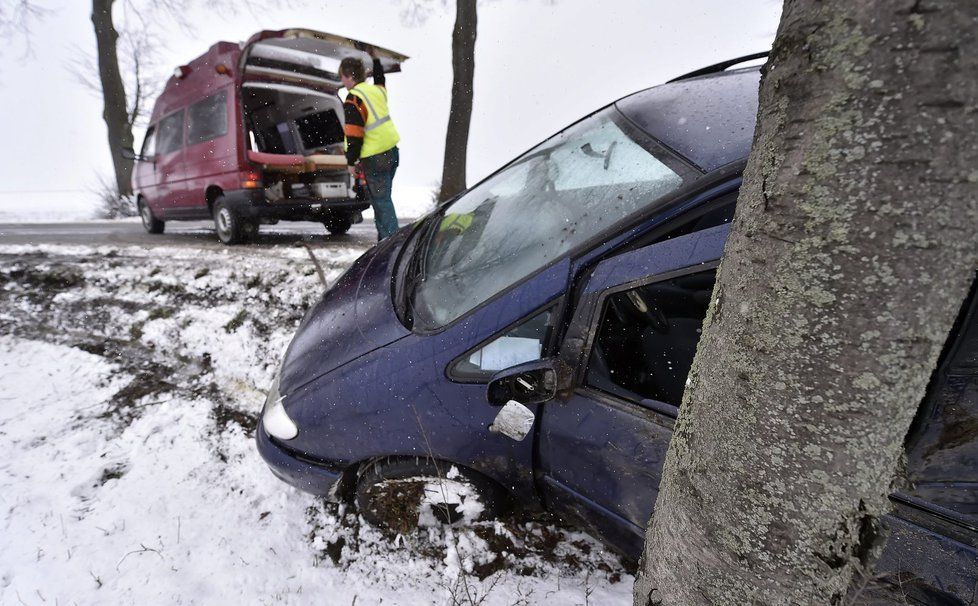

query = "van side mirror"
[121,146,152,162]
[487,359,558,406]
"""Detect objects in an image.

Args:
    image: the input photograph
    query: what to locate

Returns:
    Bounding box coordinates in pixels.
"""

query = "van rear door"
[241,29,408,88]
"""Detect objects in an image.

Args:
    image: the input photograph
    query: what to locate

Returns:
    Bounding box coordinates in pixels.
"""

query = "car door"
[182,89,232,215]
[152,109,188,215]
[134,125,158,209]
[536,223,729,559]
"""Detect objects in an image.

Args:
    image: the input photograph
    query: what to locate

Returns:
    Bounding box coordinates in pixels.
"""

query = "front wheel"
[213,197,246,245]
[139,199,164,234]
[355,458,509,535]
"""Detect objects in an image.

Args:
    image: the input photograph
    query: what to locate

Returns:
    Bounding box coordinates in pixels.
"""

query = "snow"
[0,242,632,605]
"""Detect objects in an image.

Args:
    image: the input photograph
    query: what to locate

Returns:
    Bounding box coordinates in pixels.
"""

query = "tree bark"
[438,0,476,202]
[91,0,134,197]
[634,1,978,604]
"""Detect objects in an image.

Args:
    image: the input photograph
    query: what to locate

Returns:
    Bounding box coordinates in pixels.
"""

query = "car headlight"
[262,373,298,440]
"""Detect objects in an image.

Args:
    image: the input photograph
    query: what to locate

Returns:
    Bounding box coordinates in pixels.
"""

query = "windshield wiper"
[401,214,441,325]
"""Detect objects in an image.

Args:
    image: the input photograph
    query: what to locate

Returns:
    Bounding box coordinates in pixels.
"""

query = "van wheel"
[139,199,164,234]
[213,197,245,245]
[324,217,352,235]
[355,459,509,535]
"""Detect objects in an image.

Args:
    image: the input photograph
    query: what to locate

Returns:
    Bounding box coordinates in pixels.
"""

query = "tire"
[324,216,353,235]
[213,196,245,245]
[138,199,164,234]
[355,458,509,534]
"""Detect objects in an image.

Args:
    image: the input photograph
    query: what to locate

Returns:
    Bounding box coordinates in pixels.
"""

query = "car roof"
[615,67,761,172]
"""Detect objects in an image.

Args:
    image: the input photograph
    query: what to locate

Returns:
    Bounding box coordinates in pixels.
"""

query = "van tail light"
[241,170,262,189]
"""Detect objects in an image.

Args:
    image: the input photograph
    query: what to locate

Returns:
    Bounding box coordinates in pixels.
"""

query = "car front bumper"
[255,418,343,497]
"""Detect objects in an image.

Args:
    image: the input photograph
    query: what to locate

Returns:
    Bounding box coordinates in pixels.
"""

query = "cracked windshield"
[411,110,684,328]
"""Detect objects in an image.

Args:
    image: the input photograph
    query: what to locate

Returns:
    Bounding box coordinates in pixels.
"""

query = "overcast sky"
[0,0,782,220]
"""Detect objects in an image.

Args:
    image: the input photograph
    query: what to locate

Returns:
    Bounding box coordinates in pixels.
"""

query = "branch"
[0,0,49,57]
[398,0,447,27]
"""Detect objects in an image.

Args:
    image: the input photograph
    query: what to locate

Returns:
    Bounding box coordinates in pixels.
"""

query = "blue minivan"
[257,59,978,602]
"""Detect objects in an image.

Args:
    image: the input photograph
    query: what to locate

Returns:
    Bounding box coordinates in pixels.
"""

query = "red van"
[127,29,407,244]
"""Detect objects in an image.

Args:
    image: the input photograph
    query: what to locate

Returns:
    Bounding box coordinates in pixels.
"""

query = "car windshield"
[408,108,688,330]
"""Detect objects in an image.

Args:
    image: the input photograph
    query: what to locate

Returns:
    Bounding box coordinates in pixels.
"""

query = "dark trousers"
[361,147,400,240]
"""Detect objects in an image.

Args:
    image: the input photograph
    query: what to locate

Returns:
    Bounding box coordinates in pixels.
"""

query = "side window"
[452,309,554,380]
[652,191,737,244]
[586,268,716,408]
[187,91,229,145]
[140,126,157,156]
[156,110,185,155]
[904,281,978,521]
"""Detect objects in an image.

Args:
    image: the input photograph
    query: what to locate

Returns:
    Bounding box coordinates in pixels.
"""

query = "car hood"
[279,230,413,395]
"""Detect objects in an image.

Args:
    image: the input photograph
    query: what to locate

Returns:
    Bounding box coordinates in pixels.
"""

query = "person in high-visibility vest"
[340,51,401,241]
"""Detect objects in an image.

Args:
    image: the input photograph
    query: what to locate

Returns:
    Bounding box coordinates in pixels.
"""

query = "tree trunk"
[91,0,134,197]
[634,1,978,604]
[438,0,476,202]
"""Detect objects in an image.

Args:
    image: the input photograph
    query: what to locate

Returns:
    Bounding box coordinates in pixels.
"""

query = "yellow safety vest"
[439,213,474,234]
[348,83,400,158]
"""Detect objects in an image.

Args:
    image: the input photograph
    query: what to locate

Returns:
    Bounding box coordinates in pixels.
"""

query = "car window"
[904,286,978,521]
[140,126,157,156]
[651,192,738,244]
[452,308,553,380]
[156,110,185,155]
[586,268,716,408]
[187,91,228,145]
[410,108,688,330]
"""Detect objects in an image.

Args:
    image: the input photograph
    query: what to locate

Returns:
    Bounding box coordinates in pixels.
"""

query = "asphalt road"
[0,219,415,250]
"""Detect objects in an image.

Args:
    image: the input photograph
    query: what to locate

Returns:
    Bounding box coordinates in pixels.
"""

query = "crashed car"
[257,56,978,602]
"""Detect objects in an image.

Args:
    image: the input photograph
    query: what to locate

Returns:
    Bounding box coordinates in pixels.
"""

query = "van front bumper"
[256,419,344,497]
[223,188,371,221]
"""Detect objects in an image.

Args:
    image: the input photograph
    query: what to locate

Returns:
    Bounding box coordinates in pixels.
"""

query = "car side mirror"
[488,400,535,441]
[486,359,558,406]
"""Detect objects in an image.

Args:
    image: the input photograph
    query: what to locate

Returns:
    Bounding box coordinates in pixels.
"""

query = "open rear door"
[242,29,408,88]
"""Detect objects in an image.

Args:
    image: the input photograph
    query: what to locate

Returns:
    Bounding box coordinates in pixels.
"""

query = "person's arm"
[344,93,367,166]
[372,57,385,88]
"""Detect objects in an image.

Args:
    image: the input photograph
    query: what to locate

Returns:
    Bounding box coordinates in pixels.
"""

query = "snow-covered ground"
[0,242,632,605]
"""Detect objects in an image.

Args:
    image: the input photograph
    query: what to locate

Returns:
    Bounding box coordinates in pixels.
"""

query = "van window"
[586,268,716,408]
[187,91,228,145]
[296,110,343,150]
[156,110,185,155]
[409,108,688,330]
[452,309,553,380]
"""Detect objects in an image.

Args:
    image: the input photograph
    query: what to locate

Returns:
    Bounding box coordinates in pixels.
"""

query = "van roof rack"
[667,51,770,83]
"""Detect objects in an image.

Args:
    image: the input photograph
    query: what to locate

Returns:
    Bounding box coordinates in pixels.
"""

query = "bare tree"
[633,1,978,604]
[398,0,478,202]
[91,0,137,198]
[438,0,476,202]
